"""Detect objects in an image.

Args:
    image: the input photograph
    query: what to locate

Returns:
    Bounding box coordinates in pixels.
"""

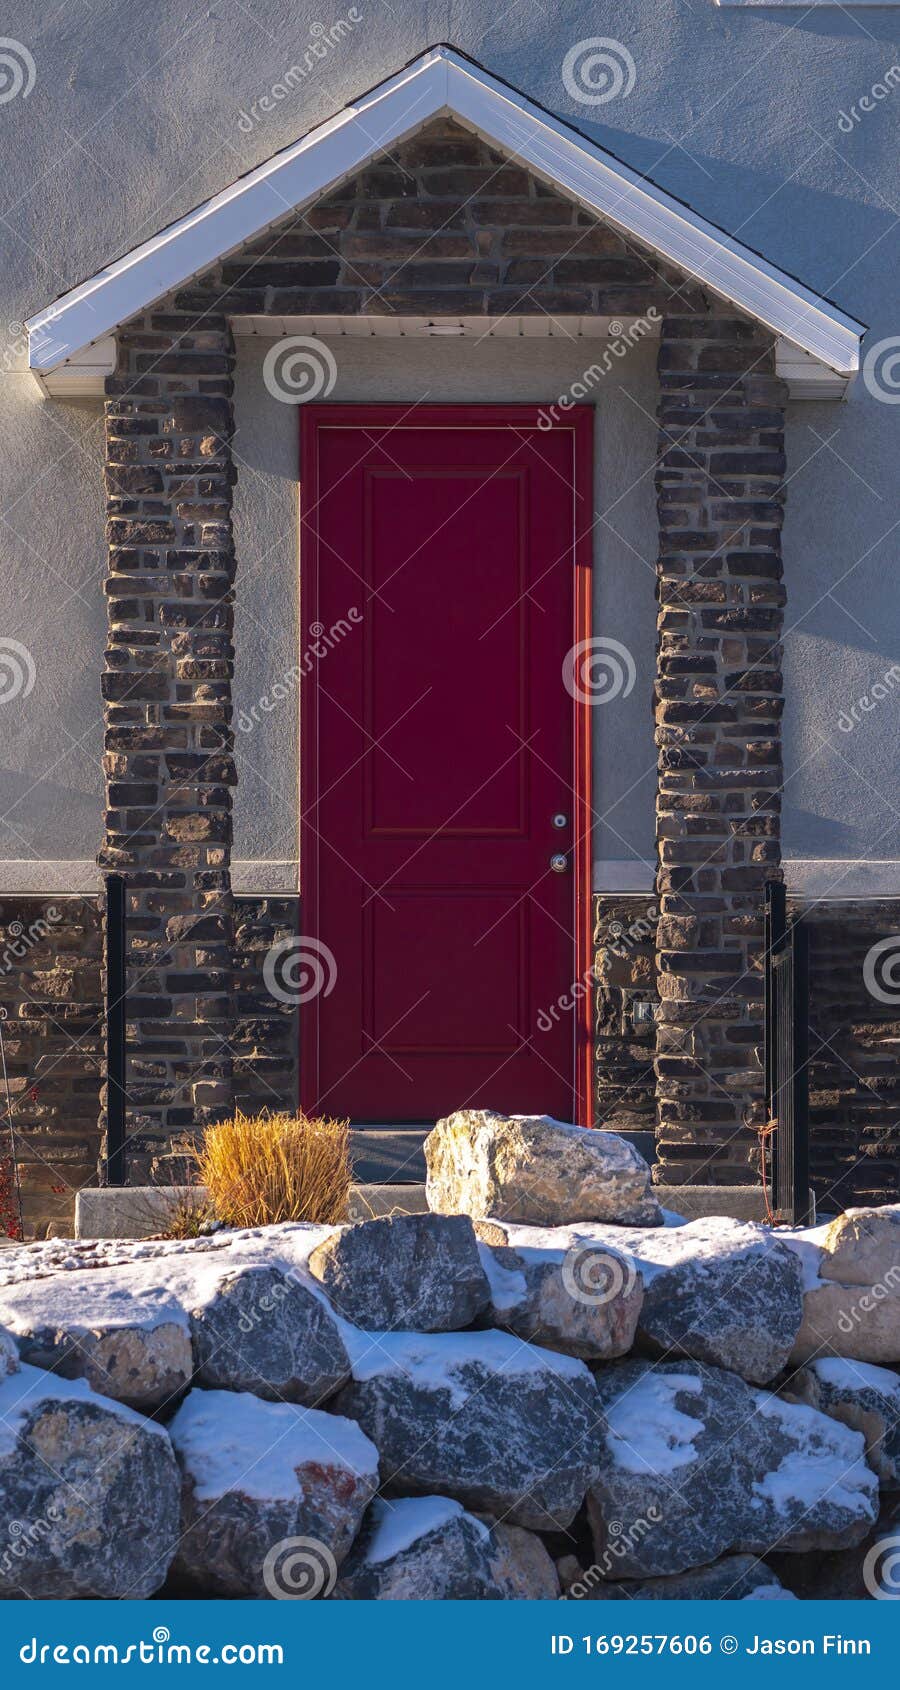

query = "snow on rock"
[0,1263,193,1412]
[479,1216,802,1383]
[475,1224,643,1361]
[791,1356,900,1486]
[780,1215,900,1366]
[333,1497,559,1600]
[0,1363,179,1598]
[170,1387,378,1598]
[586,1359,878,1580]
[307,1213,490,1333]
[189,1262,350,1405]
[334,1328,601,1530]
[424,1110,661,1227]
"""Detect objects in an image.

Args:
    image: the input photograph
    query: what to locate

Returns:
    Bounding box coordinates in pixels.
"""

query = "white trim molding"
[26,46,865,397]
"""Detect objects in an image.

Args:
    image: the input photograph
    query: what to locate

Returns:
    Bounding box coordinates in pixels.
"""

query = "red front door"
[300,406,592,1124]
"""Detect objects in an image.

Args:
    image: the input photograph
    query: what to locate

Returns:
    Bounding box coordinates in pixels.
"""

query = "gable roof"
[26,44,865,390]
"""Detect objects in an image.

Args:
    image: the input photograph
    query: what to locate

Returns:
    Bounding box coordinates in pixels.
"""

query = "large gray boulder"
[170,1388,379,1598]
[564,1554,794,1601]
[476,1225,643,1360]
[307,1214,490,1332]
[0,1266,193,1413]
[332,1497,559,1599]
[587,1360,878,1579]
[189,1263,351,1405]
[425,1111,661,1226]
[626,1217,803,1384]
[333,1328,601,1529]
[0,1363,179,1598]
[477,1216,801,1382]
[791,1357,900,1486]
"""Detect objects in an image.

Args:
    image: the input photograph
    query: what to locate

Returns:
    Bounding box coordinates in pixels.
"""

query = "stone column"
[653,315,787,1184]
[100,310,237,1173]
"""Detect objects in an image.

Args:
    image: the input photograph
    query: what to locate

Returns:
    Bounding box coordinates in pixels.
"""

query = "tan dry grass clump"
[197,1109,352,1229]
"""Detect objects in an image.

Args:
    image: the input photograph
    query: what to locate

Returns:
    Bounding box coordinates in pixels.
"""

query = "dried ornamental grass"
[197,1110,352,1229]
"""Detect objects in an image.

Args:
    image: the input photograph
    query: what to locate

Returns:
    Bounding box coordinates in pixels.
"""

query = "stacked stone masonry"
[652,315,787,1185]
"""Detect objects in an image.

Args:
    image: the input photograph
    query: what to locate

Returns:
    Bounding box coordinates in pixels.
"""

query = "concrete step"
[349,1126,428,1184]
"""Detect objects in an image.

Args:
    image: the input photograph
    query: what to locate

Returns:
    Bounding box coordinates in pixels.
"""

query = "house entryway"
[299,405,593,1125]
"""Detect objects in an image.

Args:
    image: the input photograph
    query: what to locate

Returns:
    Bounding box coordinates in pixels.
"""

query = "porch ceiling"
[26,46,865,398]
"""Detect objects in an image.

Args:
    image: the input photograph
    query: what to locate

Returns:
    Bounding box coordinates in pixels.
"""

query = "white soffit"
[26,46,865,397]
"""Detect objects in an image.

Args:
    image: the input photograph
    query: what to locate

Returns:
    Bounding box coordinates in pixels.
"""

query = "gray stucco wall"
[0,0,897,894]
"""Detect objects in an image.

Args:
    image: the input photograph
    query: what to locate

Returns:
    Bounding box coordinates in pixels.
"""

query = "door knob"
[549,853,569,874]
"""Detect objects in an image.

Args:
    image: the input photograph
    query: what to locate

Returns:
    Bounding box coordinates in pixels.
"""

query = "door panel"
[300,408,592,1123]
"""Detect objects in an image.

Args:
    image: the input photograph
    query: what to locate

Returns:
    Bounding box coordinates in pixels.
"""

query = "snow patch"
[751,1394,878,1518]
[363,1496,486,1564]
[169,1388,377,1503]
[477,1244,527,1312]
[604,1372,705,1475]
[344,1327,592,1408]
[812,1356,900,1394]
[0,1360,168,1458]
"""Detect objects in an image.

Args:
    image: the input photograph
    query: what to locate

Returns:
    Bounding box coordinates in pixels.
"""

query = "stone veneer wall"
[652,316,786,1186]
[798,899,900,1211]
[0,897,103,1238]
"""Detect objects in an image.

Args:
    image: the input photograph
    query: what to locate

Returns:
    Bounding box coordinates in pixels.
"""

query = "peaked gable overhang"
[26,45,865,396]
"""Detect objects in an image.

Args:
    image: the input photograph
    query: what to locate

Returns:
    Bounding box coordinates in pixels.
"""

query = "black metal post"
[104,874,126,1186]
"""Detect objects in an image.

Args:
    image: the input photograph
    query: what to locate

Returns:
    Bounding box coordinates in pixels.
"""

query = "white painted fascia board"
[26,51,451,375]
[33,335,117,398]
[26,45,864,385]
[441,52,863,375]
